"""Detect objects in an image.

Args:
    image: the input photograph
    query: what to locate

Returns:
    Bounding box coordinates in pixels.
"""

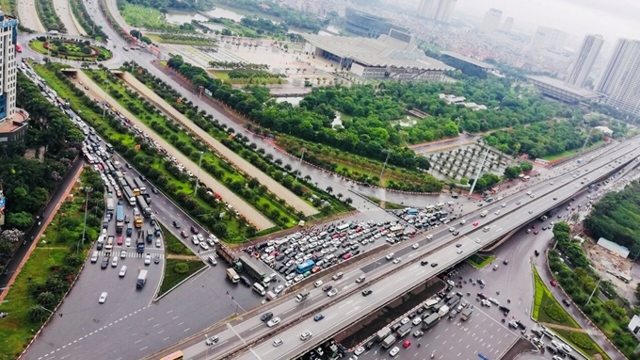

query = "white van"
[480,211,488,217]
[91,251,99,263]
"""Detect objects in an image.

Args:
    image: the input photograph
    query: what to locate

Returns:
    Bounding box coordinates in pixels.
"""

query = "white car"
[354,347,365,356]
[144,253,151,265]
[494,210,500,215]
[300,331,312,341]
[119,265,127,277]
[502,203,507,207]
[412,317,422,326]
[98,292,108,304]
[111,256,118,267]
[412,243,419,249]
[294,274,304,282]
[385,253,394,260]
[272,338,283,347]
[426,234,433,240]
[274,284,284,294]
[200,242,210,251]
[327,288,338,297]
[389,346,399,357]
[393,258,402,264]
[459,219,466,225]
[456,249,463,254]
[400,317,410,325]
[267,317,281,327]
[449,227,455,232]
[125,237,131,247]
[155,238,162,248]
[120,250,126,259]
[314,280,323,287]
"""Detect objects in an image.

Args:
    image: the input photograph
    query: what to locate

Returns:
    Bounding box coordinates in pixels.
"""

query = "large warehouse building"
[303,30,452,81]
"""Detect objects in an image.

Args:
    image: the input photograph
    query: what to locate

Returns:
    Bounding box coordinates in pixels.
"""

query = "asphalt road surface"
[52,0,84,36]
[193,141,640,359]
[17,0,45,33]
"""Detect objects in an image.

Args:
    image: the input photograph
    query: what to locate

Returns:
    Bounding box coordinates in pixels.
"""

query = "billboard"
[0,196,5,212]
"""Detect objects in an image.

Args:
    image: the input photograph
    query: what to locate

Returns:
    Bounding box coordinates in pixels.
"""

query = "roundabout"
[28,36,113,62]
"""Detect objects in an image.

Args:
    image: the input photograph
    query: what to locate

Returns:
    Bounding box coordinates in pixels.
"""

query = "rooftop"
[527,76,600,98]
[303,33,453,71]
[440,51,496,70]
[0,110,29,134]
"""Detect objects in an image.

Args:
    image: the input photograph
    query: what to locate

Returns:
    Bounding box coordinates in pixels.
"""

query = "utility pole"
[78,187,92,255]
[380,149,391,180]
[585,278,602,306]
[469,147,490,196]
[580,127,595,154]
[298,147,306,173]
[194,151,204,196]
[102,83,109,118]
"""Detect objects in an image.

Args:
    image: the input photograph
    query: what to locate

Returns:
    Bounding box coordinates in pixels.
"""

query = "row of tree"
[213,0,327,32]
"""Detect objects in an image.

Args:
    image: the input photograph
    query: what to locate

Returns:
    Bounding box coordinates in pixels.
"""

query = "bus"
[336,223,350,231]
[125,176,140,196]
[133,178,147,193]
[84,153,96,164]
[136,195,152,218]
[122,185,136,206]
[252,282,266,296]
[159,350,184,360]
[226,268,240,283]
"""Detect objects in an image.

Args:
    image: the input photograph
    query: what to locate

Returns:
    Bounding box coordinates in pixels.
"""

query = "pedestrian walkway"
[539,323,587,333]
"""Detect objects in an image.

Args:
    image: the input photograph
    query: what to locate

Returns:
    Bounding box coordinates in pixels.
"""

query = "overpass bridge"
[148,140,640,360]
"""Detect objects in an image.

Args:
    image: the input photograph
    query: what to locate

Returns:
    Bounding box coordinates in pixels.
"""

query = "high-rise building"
[566,34,604,88]
[0,12,27,144]
[502,17,514,33]
[596,39,640,115]
[344,8,408,38]
[530,26,568,51]
[481,8,502,33]
[418,0,457,24]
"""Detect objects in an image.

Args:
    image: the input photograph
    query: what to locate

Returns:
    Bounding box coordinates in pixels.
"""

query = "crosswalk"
[96,251,165,260]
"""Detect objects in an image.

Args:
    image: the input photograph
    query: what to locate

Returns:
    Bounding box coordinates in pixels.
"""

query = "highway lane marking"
[172,316,179,320]
[135,340,142,344]
[158,330,164,334]
[140,346,148,351]
[178,322,184,326]
[148,317,155,321]
[153,323,160,327]
[249,324,262,331]
[184,328,191,332]
[167,310,173,314]
[163,337,170,341]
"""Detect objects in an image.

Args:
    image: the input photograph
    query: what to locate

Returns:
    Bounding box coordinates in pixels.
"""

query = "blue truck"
[297,259,315,274]
[115,201,124,233]
[136,237,145,253]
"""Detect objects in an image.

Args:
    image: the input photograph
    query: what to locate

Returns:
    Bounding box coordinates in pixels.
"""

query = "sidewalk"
[533,259,626,360]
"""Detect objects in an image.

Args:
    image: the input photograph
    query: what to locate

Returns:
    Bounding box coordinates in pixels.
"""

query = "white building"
[565,34,604,88]
[418,0,457,24]
[502,17,514,33]
[0,12,27,144]
[530,26,568,51]
[481,8,502,33]
[595,38,640,116]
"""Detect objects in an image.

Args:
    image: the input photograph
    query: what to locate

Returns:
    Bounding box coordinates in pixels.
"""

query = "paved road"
[17,0,45,32]
[52,0,84,36]
[120,72,318,217]
[193,141,639,359]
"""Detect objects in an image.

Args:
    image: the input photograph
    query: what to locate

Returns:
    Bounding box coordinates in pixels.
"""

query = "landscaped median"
[0,168,105,360]
[467,254,495,269]
[531,265,610,360]
[32,63,253,242]
[29,37,113,62]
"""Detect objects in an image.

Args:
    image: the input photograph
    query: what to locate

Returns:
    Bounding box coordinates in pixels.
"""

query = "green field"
[158,259,206,296]
[531,266,610,359]
[467,254,495,269]
[120,3,173,30]
[542,140,606,161]
[208,70,284,85]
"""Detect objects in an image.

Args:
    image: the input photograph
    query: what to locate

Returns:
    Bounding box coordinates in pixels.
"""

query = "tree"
[325,186,333,194]
[520,162,533,172]
[503,166,521,179]
[634,283,640,302]
[7,211,34,229]
[344,197,353,205]
[28,305,50,323]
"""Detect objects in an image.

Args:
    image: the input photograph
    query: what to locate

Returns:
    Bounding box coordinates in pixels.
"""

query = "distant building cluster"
[529,26,568,51]
[344,8,409,39]
[438,94,488,111]
[417,0,456,24]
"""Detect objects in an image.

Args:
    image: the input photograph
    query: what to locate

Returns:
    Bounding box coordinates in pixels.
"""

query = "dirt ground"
[583,239,636,301]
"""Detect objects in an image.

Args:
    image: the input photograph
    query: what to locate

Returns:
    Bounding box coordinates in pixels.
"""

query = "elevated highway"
[146,140,640,360]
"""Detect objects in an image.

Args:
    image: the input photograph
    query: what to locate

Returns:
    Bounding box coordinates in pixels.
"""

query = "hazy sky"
[455,0,640,42]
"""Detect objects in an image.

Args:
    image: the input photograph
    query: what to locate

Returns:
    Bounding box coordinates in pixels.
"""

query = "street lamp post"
[585,278,602,306]
[298,148,306,173]
[194,151,204,196]
[77,187,93,255]
[102,83,109,118]
[379,149,391,180]
[469,148,490,196]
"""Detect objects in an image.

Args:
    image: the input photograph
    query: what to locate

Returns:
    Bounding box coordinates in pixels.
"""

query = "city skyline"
[455,0,640,42]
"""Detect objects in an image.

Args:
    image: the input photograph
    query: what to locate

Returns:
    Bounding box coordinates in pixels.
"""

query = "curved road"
[52,0,85,36]
[18,0,45,33]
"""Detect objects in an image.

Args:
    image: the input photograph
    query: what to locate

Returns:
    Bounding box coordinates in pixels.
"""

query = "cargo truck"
[382,334,396,349]
[438,305,450,317]
[136,238,145,253]
[105,235,114,251]
[134,208,143,229]
[106,198,115,213]
[376,327,392,342]
[115,201,124,233]
[295,289,310,302]
[460,308,474,321]
[136,270,148,289]
[422,313,440,330]
[396,323,412,338]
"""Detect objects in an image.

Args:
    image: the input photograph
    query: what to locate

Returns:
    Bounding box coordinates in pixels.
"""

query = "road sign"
[478,354,488,360]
